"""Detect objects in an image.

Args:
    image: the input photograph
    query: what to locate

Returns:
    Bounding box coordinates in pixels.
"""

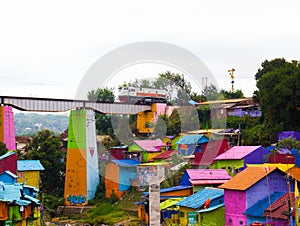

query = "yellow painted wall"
[17,171,40,189]
[64,147,87,206]
[178,206,199,226]
[137,111,155,133]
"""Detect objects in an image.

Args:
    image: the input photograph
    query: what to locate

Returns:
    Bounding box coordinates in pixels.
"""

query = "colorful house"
[128,139,166,163]
[0,183,41,226]
[191,139,229,166]
[17,160,45,189]
[175,187,225,226]
[212,146,269,176]
[105,159,140,198]
[180,169,231,192]
[268,146,295,164]
[0,152,17,175]
[176,134,209,156]
[219,166,291,226]
[243,192,288,225]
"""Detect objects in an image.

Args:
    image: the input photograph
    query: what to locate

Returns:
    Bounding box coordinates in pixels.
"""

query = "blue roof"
[197,203,224,213]
[143,185,192,195]
[176,135,209,145]
[0,183,38,206]
[111,159,140,167]
[176,187,224,209]
[244,192,285,217]
[0,151,16,160]
[17,160,45,171]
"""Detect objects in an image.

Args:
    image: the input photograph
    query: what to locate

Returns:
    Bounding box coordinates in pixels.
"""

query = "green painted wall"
[68,110,86,149]
[211,159,244,176]
[200,206,225,226]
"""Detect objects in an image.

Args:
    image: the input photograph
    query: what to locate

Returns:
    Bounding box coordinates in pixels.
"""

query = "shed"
[105,159,140,199]
[109,145,128,160]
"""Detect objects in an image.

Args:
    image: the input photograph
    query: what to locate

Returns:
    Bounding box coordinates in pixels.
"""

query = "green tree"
[220,89,244,99]
[0,142,8,156]
[256,59,300,132]
[25,130,65,195]
[202,84,223,101]
[87,87,115,102]
[88,87,116,135]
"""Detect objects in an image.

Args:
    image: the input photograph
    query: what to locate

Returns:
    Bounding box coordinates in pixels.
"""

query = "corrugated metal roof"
[219,167,278,190]
[134,139,166,152]
[17,160,45,171]
[197,203,224,213]
[152,150,176,159]
[160,198,183,210]
[186,169,231,180]
[0,151,15,160]
[244,192,285,217]
[143,185,193,195]
[215,146,262,160]
[0,183,37,206]
[176,135,209,145]
[176,187,224,209]
[111,159,140,167]
[190,179,231,185]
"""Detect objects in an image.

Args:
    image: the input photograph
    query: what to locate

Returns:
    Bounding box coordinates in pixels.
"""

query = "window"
[19,172,24,178]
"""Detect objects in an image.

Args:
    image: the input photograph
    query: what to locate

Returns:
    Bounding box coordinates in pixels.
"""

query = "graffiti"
[67,194,87,204]
[137,166,157,189]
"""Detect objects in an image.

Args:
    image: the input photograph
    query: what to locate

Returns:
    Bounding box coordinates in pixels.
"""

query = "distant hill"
[14,113,69,136]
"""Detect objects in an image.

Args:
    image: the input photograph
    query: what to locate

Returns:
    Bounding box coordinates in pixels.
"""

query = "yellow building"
[17,160,45,189]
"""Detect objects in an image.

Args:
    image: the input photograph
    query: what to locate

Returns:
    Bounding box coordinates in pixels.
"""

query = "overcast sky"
[1,0,300,100]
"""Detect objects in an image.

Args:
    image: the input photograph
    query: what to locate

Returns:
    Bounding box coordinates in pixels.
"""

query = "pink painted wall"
[4,106,16,150]
[224,190,247,226]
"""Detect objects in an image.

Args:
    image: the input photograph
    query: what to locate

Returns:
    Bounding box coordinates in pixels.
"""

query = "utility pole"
[228,68,235,93]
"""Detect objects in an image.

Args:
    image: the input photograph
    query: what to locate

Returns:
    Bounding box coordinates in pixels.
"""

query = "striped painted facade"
[64,109,99,206]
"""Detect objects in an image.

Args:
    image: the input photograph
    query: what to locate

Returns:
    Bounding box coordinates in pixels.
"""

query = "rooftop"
[215,146,262,160]
[219,166,278,191]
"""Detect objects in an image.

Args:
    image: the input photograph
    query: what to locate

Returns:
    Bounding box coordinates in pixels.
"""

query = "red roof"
[264,192,294,220]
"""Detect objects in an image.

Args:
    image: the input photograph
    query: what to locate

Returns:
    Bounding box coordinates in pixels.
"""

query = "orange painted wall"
[64,147,87,205]
[161,187,193,197]
[105,162,125,198]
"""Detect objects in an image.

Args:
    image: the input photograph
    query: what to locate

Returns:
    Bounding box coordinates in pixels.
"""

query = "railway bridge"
[0,95,157,206]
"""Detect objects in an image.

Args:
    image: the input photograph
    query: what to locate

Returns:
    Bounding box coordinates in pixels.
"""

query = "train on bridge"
[118,86,168,104]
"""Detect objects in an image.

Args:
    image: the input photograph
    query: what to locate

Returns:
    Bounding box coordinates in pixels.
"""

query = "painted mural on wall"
[137,165,158,190]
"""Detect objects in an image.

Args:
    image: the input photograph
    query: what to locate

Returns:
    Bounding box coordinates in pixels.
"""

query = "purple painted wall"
[246,170,289,208]
[242,146,269,170]
[278,131,300,141]
[224,169,290,226]
[224,190,247,226]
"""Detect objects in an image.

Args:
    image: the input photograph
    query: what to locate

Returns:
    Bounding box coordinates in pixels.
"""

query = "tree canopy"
[256,59,300,132]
